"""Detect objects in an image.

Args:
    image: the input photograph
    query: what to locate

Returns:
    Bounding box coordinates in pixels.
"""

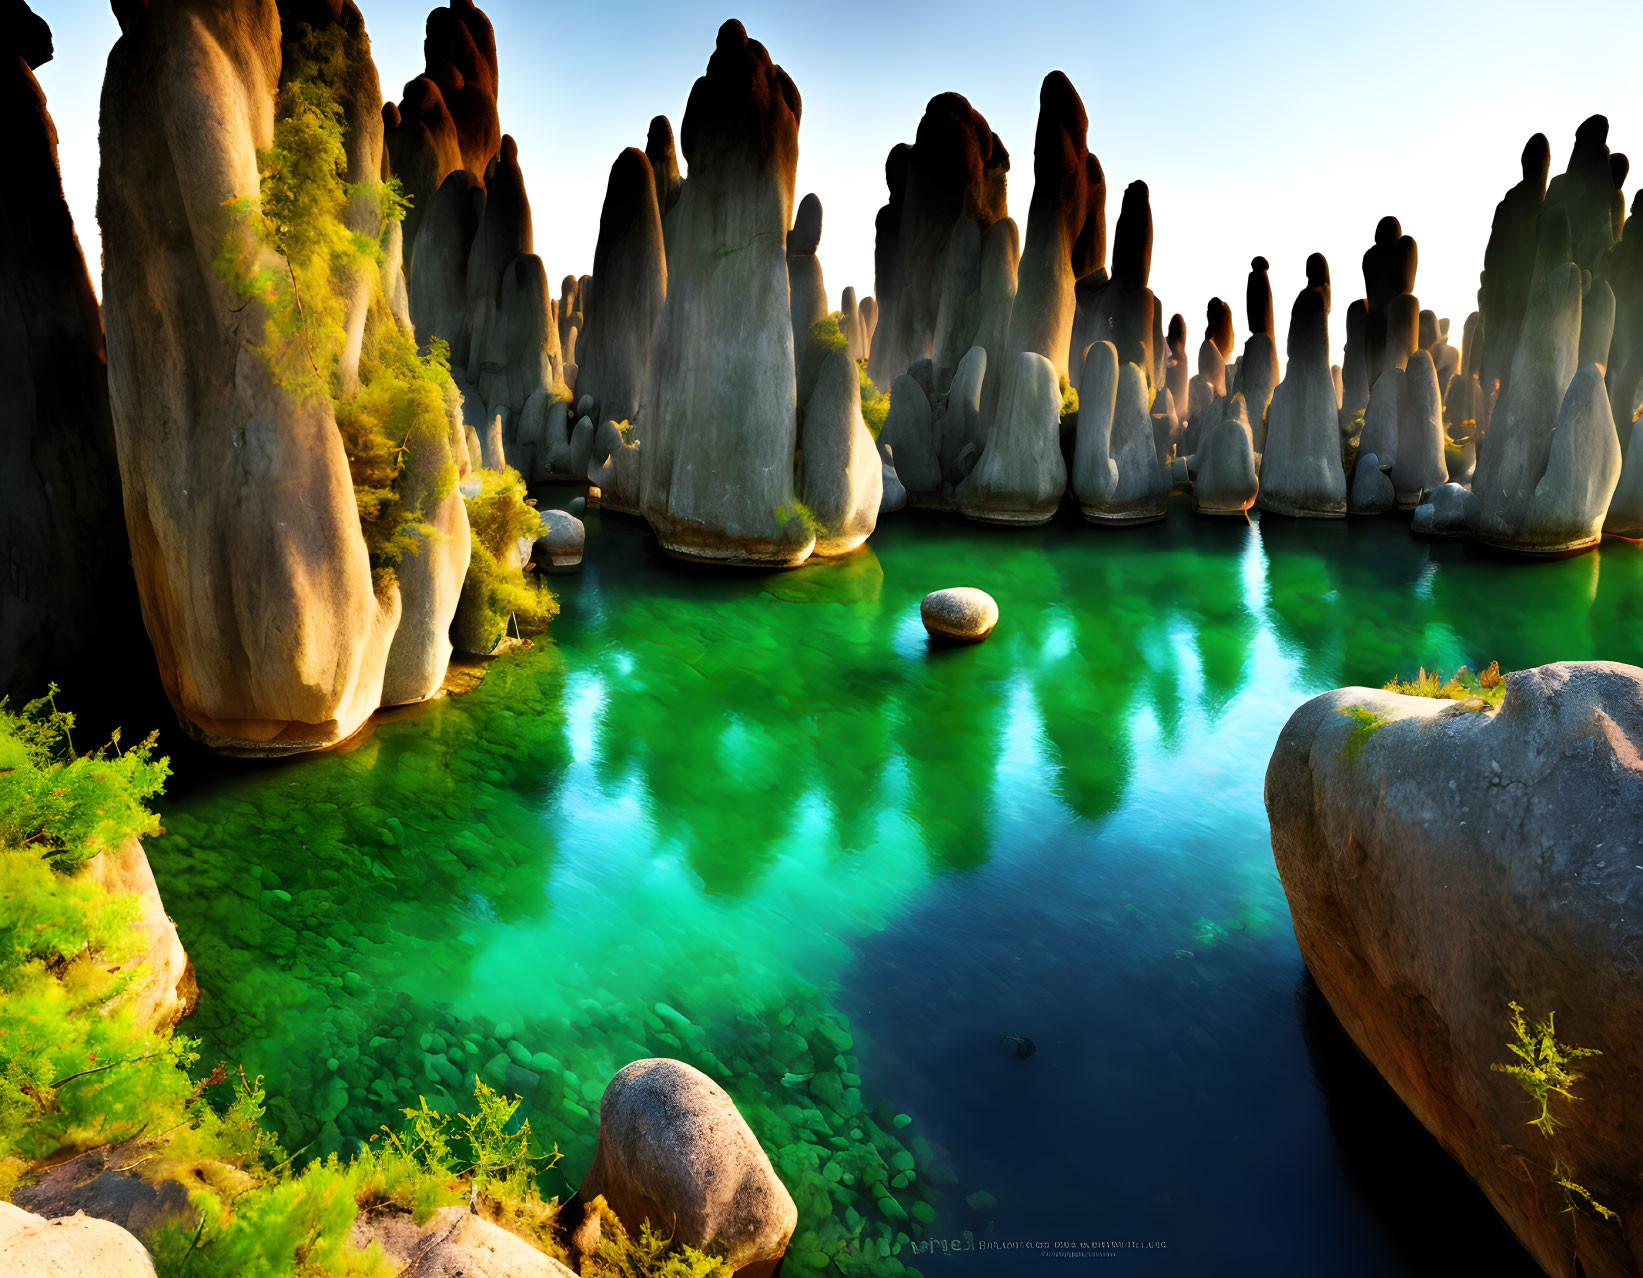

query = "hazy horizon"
[38,0,1643,367]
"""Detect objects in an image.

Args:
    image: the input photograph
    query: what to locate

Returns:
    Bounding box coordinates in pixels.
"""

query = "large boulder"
[637,21,812,566]
[0,1202,156,1276]
[1191,392,1259,516]
[1,9,142,702]
[1267,662,1643,1278]
[576,1058,796,1276]
[1478,134,1550,412]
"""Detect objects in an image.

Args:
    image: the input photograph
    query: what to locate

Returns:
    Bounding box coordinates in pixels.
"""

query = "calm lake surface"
[148,503,1643,1275]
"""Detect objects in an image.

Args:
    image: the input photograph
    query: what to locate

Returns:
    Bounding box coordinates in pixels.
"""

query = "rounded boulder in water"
[920,588,999,643]
[532,510,585,574]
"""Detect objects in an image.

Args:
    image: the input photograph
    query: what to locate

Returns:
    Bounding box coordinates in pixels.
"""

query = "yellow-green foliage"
[1490,1002,1617,1224]
[214,24,456,573]
[1336,704,1389,762]
[857,364,888,439]
[0,690,191,1163]
[1059,372,1079,423]
[808,315,848,359]
[1383,661,1505,708]
[774,497,823,541]
[0,685,169,870]
[580,1196,732,1278]
[460,468,558,651]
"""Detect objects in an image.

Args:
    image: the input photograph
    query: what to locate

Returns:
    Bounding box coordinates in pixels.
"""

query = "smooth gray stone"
[800,351,882,555]
[1348,452,1395,515]
[959,350,1067,524]
[879,374,940,494]
[1390,350,1448,504]
[1411,481,1479,537]
[1192,392,1259,516]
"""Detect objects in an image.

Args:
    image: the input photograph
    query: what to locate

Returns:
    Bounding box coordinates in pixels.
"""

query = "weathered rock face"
[75,836,196,1032]
[101,0,412,752]
[958,350,1067,524]
[1604,190,1643,445]
[1071,341,1169,523]
[1544,114,1621,273]
[407,167,482,364]
[1258,258,1346,517]
[987,73,1103,432]
[1472,210,1590,548]
[383,0,499,263]
[353,1204,575,1278]
[801,352,882,556]
[1411,480,1480,537]
[1479,134,1551,410]
[867,92,1009,390]
[576,148,665,430]
[646,114,683,223]
[0,1202,156,1277]
[879,373,940,498]
[1,12,142,702]
[1191,392,1259,516]
[531,509,584,574]
[577,1058,796,1275]
[638,21,812,565]
[1389,349,1447,504]
[1069,180,1155,390]
[1348,450,1395,515]
[1267,661,1643,1278]
[787,192,829,405]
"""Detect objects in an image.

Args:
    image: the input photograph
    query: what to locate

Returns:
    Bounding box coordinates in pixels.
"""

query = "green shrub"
[1336,704,1388,763]
[458,468,558,652]
[1058,372,1079,423]
[0,685,169,870]
[1490,1002,1616,1224]
[857,365,888,439]
[808,316,848,359]
[580,1196,732,1278]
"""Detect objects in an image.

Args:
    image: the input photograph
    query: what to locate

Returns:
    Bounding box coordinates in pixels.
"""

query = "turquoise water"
[148,504,1643,1274]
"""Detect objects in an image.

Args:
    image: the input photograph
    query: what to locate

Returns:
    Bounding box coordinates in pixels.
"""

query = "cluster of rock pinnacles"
[7,0,1643,758]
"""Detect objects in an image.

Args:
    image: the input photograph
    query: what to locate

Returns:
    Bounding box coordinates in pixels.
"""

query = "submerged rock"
[577,1058,796,1274]
[1411,481,1479,537]
[921,587,999,643]
[1266,661,1643,1278]
[1347,452,1395,516]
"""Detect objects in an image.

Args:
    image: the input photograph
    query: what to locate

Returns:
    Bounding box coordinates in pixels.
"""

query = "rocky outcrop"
[801,352,882,556]
[1388,349,1447,505]
[575,147,666,431]
[1071,341,1169,523]
[75,836,196,1032]
[1472,211,1620,552]
[354,1204,575,1278]
[1069,180,1156,391]
[1411,480,1480,537]
[787,193,830,406]
[637,21,813,565]
[1191,392,1259,516]
[957,351,1066,524]
[1479,134,1551,414]
[1234,256,1280,448]
[383,0,500,264]
[101,0,479,753]
[1,8,142,703]
[986,73,1103,437]
[1544,115,1622,273]
[1267,661,1643,1278]
[1258,255,1346,516]
[531,510,584,574]
[867,93,1009,391]
[0,1202,156,1277]
[576,1058,796,1276]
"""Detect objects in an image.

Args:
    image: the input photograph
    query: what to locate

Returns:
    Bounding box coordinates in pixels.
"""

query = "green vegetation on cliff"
[1382,661,1505,708]
[458,467,558,653]
[214,24,458,578]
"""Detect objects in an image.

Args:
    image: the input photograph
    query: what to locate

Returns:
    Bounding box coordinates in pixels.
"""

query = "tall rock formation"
[1,5,143,702]
[576,147,666,431]
[867,93,1009,391]
[638,20,813,565]
[1259,254,1346,516]
[100,0,471,752]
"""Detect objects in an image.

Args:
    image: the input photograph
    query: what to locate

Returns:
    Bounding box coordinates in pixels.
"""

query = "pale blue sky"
[36,0,1643,360]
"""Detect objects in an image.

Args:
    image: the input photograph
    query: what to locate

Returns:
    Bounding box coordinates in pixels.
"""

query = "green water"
[147,505,1643,1275]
